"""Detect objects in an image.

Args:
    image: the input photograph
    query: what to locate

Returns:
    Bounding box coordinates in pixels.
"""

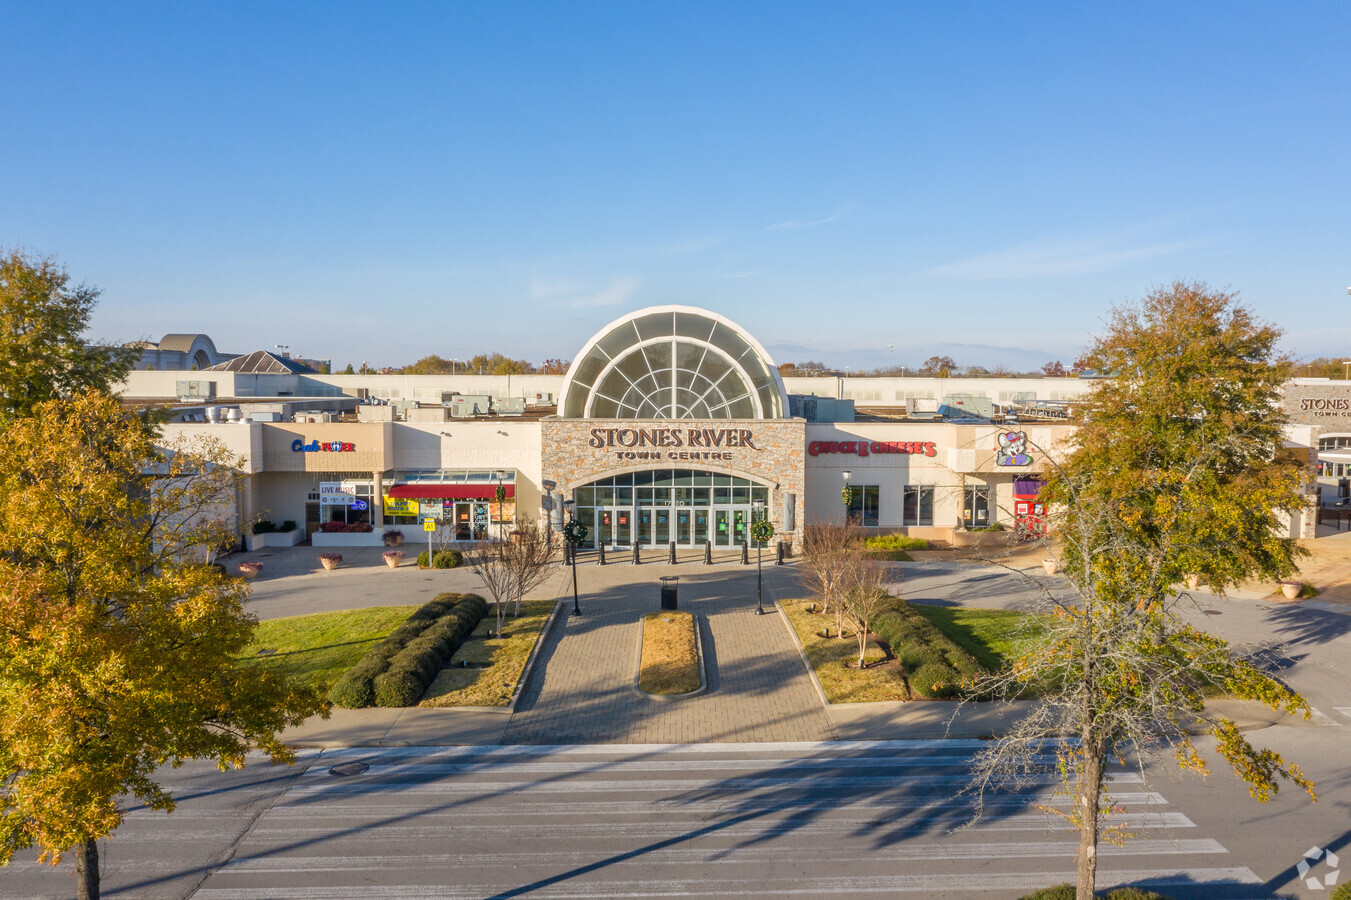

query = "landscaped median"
[780,596,1046,702]
[635,611,704,697]
[419,598,557,707]
[240,606,420,693]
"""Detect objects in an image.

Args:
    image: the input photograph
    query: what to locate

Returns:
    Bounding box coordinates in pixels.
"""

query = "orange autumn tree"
[0,392,324,900]
[964,282,1315,900]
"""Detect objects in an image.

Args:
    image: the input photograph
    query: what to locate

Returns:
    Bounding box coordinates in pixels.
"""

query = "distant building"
[127,334,234,371]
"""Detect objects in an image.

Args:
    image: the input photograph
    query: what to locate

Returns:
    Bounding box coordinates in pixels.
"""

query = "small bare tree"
[798,519,858,639]
[468,518,558,636]
[839,554,895,668]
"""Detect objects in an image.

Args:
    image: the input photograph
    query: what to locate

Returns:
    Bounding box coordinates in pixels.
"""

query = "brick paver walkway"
[501,560,836,744]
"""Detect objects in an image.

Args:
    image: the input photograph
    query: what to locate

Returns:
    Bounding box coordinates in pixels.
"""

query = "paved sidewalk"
[501,562,837,744]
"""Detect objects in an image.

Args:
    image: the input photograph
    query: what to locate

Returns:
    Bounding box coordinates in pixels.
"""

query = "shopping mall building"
[136,306,1323,549]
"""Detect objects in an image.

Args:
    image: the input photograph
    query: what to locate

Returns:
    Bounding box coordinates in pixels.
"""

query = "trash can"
[660,575,679,611]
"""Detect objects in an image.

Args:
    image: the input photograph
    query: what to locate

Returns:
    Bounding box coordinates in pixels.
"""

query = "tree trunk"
[1076,734,1105,900]
[75,837,99,900]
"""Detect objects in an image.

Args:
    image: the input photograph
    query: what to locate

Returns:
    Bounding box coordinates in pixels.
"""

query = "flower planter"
[383,551,405,569]
[1280,581,1302,600]
[1041,558,1059,575]
[1185,574,1200,591]
[383,533,404,547]
[313,531,385,548]
[237,563,263,579]
[319,555,342,571]
[245,529,304,551]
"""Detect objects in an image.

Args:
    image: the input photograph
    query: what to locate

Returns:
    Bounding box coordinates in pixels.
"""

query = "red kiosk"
[1012,478,1046,539]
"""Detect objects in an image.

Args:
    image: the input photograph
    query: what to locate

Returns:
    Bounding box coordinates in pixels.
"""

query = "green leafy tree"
[0,393,325,899]
[0,249,138,420]
[920,354,957,376]
[965,282,1314,900]
[402,354,460,374]
[342,363,355,374]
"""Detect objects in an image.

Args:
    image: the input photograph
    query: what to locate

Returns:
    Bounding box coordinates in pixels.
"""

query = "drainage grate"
[328,762,370,777]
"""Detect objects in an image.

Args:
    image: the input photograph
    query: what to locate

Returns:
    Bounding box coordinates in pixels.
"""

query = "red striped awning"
[387,484,515,500]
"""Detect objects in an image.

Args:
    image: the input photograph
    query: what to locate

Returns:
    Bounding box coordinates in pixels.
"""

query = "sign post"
[423,517,436,565]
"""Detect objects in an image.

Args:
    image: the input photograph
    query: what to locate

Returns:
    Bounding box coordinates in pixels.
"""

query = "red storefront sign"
[808,440,936,458]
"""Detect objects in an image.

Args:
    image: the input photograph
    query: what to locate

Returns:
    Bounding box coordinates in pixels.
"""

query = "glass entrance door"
[636,508,653,545]
[713,509,732,547]
[692,507,710,545]
[675,508,692,543]
[963,486,991,529]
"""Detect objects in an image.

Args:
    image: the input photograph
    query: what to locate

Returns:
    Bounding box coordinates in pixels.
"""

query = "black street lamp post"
[563,499,586,616]
[750,499,773,616]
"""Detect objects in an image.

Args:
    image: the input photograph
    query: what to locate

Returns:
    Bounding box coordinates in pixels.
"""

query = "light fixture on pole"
[1343,360,1351,381]
[841,470,853,523]
[492,470,507,541]
[889,344,894,371]
[562,499,584,616]
[750,498,772,615]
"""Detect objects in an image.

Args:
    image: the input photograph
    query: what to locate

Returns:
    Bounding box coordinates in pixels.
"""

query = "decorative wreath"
[750,518,775,543]
[841,485,854,507]
[495,484,507,504]
[562,519,589,546]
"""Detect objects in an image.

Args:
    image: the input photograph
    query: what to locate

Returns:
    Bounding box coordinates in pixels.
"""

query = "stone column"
[372,470,384,528]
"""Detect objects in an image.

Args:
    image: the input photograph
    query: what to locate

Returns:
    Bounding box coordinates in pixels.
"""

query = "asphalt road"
[1,741,1278,900]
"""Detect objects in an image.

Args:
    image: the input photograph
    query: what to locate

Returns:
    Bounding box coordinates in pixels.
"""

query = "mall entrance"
[572,469,769,550]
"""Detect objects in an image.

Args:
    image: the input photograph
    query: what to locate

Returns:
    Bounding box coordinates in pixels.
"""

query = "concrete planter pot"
[245,530,303,551]
[1185,574,1201,591]
[319,555,342,571]
[313,531,384,548]
[237,563,262,579]
[1280,581,1303,600]
[382,551,405,569]
[1041,558,1059,575]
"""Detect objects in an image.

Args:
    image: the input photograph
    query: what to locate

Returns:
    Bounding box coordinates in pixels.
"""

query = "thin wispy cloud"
[765,207,850,232]
[662,233,726,255]
[928,235,1208,280]
[567,277,642,309]
[530,275,589,298]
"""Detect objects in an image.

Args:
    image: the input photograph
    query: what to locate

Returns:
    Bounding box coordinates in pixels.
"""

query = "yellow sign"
[423,519,437,532]
[384,495,418,517]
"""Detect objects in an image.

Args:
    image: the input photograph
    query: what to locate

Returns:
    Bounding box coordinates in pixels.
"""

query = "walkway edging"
[631,612,708,700]
[776,603,831,707]
[506,597,566,712]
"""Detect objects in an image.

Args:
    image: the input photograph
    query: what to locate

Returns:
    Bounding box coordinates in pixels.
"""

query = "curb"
[506,598,565,712]
[632,612,708,700]
[776,603,832,707]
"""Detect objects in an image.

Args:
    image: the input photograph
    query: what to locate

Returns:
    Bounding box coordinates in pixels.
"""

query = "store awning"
[387,484,516,500]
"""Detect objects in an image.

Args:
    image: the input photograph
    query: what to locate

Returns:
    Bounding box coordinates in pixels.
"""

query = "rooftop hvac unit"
[495,398,526,416]
[292,411,333,424]
[249,411,281,422]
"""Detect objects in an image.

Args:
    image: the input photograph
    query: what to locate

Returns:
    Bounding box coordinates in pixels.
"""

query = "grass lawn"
[419,598,556,707]
[637,611,700,695]
[908,604,1049,673]
[781,599,906,703]
[239,606,418,693]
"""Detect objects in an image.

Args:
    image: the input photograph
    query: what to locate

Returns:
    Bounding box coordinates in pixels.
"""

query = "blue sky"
[3,2,1349,371]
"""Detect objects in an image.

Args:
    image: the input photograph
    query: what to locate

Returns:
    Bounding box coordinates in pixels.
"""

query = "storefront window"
[902,485,934,526]
[847,485,880,527]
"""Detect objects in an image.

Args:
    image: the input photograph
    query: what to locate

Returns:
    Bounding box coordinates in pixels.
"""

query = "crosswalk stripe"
[191,867,1263,898]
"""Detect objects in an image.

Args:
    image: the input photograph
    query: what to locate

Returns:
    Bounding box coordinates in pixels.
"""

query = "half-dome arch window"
[560,307,788,419]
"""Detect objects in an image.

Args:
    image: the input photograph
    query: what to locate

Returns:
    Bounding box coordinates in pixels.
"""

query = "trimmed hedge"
[417,549,463,569]
[864,534,930,551]
[869,597,987,699]
[329,593,488,708]
[1020,887,1175,900]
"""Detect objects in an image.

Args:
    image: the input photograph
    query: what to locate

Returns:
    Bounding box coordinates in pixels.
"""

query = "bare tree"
[798,520,859,640]
[839,554,895,667]
[468,518,558,636]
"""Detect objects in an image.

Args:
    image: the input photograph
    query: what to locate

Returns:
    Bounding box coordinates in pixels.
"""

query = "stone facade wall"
[1283,382,1351,429]
[540,418,806,542]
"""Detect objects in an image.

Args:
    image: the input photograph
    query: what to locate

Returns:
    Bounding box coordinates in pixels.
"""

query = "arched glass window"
[560,307,788,419]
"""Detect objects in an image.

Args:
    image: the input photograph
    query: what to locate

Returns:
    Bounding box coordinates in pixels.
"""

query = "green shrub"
[909,661,961,698]
[967,523,1005,532]
[373,669,426,707]
[416,549,463,568]
[327,593,487,707]
[251,519,278,534]
[1331,882,1351,900]
[1018,886,1176,900]
[864,534,929,551]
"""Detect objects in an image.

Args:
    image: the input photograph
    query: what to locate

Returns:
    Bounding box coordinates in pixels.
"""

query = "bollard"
[598,543,606,566]
[669,540,677,564]
[632,543,641,565]
[775,540,785,566]
[704,540,713,565]
[741,541,749,565]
